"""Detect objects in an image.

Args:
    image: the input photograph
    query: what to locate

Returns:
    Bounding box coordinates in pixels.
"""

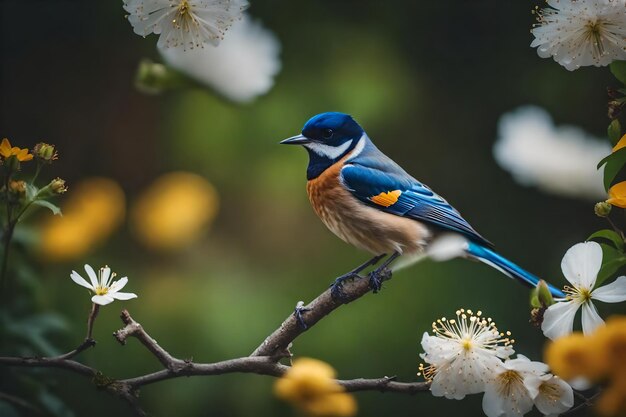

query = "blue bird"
[281,112,565,309]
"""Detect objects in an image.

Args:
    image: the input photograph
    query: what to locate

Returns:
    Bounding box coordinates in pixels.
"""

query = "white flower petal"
[493,106,609,201]
[561,242,602,289]
[592,276,626,303]
[70,271,94,291]
[159,15,281,103]
[504,355,549,376]
[109,292,138,301]
[581,301,604,335]
[101,266,111,287]
[531,0,626,70]
[123,0,249,49]
[84,264,99,289]
[568,377,592,391]
[483,368,534,417]
[91,294,115,306]
[526,374,574,415]
[109,277,129,293]
[541,301,580,340]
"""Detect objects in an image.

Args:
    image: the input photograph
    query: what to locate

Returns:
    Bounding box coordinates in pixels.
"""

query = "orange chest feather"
[306,160,352,220]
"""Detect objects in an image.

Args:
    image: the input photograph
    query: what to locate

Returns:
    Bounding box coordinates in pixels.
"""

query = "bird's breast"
[306,159,431,255]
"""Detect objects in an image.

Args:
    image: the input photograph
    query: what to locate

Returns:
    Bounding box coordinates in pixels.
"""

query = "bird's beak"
[280,134,310,145]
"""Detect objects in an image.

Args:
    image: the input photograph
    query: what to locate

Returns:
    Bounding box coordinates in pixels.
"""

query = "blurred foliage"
[1,1,622,416]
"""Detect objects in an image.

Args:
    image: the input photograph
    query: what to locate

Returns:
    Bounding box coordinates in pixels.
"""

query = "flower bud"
[135,59,179,95]
[50,178,67,194]
[595,201,612,217]
[33,143,58,163]
[536,280,555,307]
[8,180,26,196]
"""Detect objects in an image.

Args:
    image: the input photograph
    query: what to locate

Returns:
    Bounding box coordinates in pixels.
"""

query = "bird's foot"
[293,301,310,330]
[329,272,362,302]
[368,266,393,294]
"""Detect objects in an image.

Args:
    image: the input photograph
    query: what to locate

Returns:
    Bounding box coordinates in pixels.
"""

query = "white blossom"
[531,0,626,71]
[542,241,626,339]
[493,106,610,200]
[482,355,548,417]
[526,374,574,416]
[159,15,281,102]
[123,0,248,50]
[70,264,137,306]
[419,309,514,400]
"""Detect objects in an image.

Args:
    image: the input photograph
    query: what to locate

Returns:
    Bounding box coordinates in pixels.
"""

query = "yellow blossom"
[545,316,626,416]
[39,178,125,261]
[274,358,357,417]
[607,182,626,208]
[130,172,218,251]
[0,138,33,162]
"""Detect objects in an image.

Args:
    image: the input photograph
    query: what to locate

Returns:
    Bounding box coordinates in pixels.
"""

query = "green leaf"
[609,119,622,145]
[597,243,626,286]
[598,148,626,190]
[610,61,626,85]
[588,229,625,250]
[31,200,61,216]
[25,184,38,201]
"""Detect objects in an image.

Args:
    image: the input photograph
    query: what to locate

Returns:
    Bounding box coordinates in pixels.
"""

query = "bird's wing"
[340,163,492,246]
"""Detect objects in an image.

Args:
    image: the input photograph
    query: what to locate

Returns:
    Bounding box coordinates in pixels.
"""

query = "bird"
[280,112,565,316]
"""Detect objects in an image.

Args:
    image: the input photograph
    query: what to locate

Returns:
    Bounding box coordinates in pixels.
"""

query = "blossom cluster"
[419,309,573,417]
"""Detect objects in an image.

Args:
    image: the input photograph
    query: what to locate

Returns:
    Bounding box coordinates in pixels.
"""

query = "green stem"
[31,163,42,185]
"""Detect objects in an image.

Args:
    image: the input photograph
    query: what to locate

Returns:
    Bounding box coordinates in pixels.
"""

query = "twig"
[563,391,601,416]
[339,376,429,394]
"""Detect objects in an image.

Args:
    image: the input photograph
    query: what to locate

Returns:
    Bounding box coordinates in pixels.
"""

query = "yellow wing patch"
[369,190,402,207]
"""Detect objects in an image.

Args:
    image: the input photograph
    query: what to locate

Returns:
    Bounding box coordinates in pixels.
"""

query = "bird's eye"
[322,128,334,139]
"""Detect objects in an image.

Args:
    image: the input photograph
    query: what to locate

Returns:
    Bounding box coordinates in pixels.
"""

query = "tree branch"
[251,268,390,357]
[0,266,426,416]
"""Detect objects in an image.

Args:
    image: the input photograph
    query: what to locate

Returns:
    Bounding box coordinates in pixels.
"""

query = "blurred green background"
[0,1,619,416]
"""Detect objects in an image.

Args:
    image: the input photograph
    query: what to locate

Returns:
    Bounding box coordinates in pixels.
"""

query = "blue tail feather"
[466,242,565,298]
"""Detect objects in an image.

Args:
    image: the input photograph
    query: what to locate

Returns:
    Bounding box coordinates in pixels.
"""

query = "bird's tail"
[465,241,565,298]
[426,234,565,298]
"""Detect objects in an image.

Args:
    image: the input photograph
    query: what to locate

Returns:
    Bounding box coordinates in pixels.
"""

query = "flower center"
[172,0,195,30]
[461,338,473,351]
[539,381,561,403]
[564,285,592,303]
[178,0,190,16]
[585,20,606,57]
[95,286,109,296]
[431,309,514,354]
[496,370,524,397]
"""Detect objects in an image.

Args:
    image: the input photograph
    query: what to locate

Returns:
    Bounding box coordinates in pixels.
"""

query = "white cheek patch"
[346,134,367,161]
[305,139,353,159]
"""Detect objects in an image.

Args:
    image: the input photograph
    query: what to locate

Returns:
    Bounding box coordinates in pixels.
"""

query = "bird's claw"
[329,272,361,302]
[368,267,392,294]
[293,301,311,330]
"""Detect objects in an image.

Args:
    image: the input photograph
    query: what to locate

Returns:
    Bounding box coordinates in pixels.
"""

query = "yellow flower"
[545,316,626,416]
[607,181,626,208]
[274,358,357,417]
[0,138,33,162]
[130,172,218,251]
[39,178,125,261]
[545,333,607,381]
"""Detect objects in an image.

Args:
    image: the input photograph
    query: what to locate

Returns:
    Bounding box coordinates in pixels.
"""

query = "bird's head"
[281,112,365,179]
